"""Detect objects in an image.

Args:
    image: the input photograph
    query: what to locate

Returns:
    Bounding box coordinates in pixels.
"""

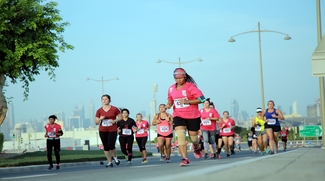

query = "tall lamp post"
[316,0,325,149]
[229,22,291,110]
[86,76,119,95]
[157,57,203,68]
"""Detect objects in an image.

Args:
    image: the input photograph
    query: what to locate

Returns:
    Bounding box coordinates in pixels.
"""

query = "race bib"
[281,134,287,137]
[267,119,276,125]
[102,119,112,127]
[202,119,211,126]
[255,126,262,131]
[122,129,132,135]
[174,98,190,109]
[137,129,145,134]
[160,126,169,133]
[248,137,252,141]
[47,132,56,138]
[223,128,231,133]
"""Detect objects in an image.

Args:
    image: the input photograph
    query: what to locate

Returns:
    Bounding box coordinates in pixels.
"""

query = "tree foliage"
[0,0,74,125]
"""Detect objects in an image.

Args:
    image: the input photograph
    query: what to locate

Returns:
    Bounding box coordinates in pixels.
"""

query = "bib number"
[248,137,252,141]
[137,129,145,134]
[102,119,113,127]
[255,126,262,131]
[174,98,189,109]
[267,119,276,125]
[223,128,231,133]
[47,132,56,138]
[160,126,169,133]
[122,129,132,135]
[281,134,287,137]
[202,119,211,126]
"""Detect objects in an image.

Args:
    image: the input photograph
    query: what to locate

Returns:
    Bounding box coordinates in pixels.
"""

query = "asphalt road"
[0,147,293,181]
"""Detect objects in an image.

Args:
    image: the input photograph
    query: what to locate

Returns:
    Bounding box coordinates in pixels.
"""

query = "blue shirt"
[265,108,280,126]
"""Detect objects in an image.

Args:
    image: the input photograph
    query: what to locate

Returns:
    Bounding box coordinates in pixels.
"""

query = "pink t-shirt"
[135,120,149,138]
[200,108,220,131]
[44,123,62,138]
[219,118,236,136]
[156,113,173,136]
[167,82,204,119]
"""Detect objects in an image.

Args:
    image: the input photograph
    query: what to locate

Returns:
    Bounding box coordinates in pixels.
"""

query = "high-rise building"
[307,98,320,117]
[230,98,239,120]
[67,103,85,130]
[7,103,14,129]
[292,101,298,114]
[89,99,95,128]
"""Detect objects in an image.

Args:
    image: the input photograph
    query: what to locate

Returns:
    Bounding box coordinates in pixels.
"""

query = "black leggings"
[136,137,147,152]
[99,131,117,151]
[119,135,134,161]
[46,139,60,165]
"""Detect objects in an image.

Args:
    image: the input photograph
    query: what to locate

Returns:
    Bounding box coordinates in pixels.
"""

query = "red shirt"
[96,106,121,132]
[280,131,288,140]
[200,108,220,131]
[44,123,62,138]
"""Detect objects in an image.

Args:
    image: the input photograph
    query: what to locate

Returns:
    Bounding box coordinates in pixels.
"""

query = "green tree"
[0,0,74,125]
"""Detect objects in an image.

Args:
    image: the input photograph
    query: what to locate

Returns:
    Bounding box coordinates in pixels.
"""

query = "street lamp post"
[86,76,119,95]
[229,22,291,110]
[157,57,203,68]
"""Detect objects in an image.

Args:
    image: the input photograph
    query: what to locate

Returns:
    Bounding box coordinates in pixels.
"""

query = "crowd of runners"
[44,67,290,169]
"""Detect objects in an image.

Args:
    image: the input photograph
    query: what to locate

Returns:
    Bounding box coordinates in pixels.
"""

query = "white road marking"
[130,165,160,168]
[2,174,57,180]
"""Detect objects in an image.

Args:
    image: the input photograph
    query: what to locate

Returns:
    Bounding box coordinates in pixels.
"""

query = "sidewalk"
[152,147,325,181]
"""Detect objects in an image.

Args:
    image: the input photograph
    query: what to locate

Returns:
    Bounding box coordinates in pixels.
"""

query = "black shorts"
[264,125,281,132]
[282,139,287,143]
[173,117,200,131]
[157,133,173,138]
[248,141,252,147]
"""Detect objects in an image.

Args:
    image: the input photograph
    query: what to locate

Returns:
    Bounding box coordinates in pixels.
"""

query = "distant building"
[88,99,95,128]
[67,103,85,130]
[307,98,321,117]
[230,98,239,120]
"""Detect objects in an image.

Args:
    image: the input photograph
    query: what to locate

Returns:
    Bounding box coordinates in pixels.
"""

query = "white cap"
[256,108,262,112]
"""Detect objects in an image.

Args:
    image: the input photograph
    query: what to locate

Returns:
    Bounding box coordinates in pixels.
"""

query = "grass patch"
[0,150,152,167]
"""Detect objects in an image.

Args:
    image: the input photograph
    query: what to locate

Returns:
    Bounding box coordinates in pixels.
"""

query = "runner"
[210,102,223,159]
[134,113,150,164]
[246,131,253,152]
[262,100,284,154]
[234,134,242,152]
[117,108,137,166]
[252,107,268,155]
[152,104,173,163]
[200,98,221,159]
[280,127,288,151]
[219,111,236,157]
[44,115,63,171]
[165,68,206,166]
[95,94,121,168]
[251,127,258,153]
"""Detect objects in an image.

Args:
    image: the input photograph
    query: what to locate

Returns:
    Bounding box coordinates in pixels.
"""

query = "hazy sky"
[6,0,323,123]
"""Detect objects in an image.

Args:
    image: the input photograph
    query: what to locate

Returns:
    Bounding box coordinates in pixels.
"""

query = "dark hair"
[48,115,57,120]
[223,111,229,115]
[209,102,215,107]
[185,73,198,86]
[159,103,166,107]
[121,108,130,114]
[205,98,210,103]
[101,94,111,102]
[268,100,275,106]
[136,113,142,117]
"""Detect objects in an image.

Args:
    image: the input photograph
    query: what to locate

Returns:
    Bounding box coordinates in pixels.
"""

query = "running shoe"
[126,161,132,166]
[213,153,217,159]
[284,149,286,152]
[226,154,230,157]
[269,151,274,155]
[265,148,270,154]
[56,165,60,170]
[180,158,190,166]
[193,147,202,159]
[47,165,54,171]
[209,153,213,159]
[141,159,148,164]
[217,154,222,159]
[275,149,278,154]
[166,158,171,163]
[105,162,113,168]
[114,159,121,166]
[124,155,128,161]
[260,151,265,156]
[160,155,166,161]
[204,153,208,159]
[231,150,235,155]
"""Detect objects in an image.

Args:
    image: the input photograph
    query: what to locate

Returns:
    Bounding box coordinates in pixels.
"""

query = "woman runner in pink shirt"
[165,68,206,166]
[134,113,150,164]
[152,104,173,163]
[219,111,236,157]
